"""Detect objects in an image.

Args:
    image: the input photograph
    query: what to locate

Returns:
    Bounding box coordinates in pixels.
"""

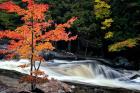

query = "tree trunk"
[54,41,57,50]
[85,42,88,57]
[31,15,35,91]
[68,41,71,52]
[77,39,80,54]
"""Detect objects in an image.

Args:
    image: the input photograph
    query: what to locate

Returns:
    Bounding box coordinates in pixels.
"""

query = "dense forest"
[0,0,140,66]
[1,0,140,93]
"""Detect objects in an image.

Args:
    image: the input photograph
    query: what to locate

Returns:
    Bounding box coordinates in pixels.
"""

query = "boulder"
[0,69,72,93]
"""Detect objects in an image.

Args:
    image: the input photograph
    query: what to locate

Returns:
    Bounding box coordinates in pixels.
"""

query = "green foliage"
[43,0,96,34]
[94,0,111,19]
[0,11,20,30]
[94,0,140,53]
[101,18,113,30]
[0,0,8,3]
[42,0,103,48]
[111,0,140,42]
[108,38,137,52]
[104,31,113,39]
[94,0,114,54]
[19,0,140,56]
[0,0,23,30]
[1,0,140,56]
[108,0,140,51]
[94,0,113,31]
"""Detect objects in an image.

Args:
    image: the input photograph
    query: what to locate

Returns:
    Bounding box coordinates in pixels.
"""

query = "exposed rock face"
[0,69,72,93]
[41,51,77,61]
[70,83,140,93]
[0,81,8,92]
[0,69,31,93]
[38,79,72,93]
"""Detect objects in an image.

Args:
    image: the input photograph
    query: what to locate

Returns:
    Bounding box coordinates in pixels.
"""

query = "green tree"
[108,0,140,52]
[38,0,100,54]
[94,0,113,56]
[0,0,24,30]
[94,0,140,54]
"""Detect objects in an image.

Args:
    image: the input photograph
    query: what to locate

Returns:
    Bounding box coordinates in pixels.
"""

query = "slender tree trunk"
[31,15,35,91]
[30,53,34,90]
[77,39,80,54]
[68,41,71,52]
[101,39,107,58]
[100,31,106,58]
[54,41,57,50]
[85,42,88,57]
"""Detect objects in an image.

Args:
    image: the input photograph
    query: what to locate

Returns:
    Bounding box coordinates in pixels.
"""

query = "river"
[0,59,140,91]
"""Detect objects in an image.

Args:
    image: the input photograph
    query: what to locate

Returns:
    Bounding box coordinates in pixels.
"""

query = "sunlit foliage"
[94,0,114,51]
[94,0,111,19]
[0,0,77,90]
[108,38,138,52]
[104,31,113,39]
[101,18,113,30]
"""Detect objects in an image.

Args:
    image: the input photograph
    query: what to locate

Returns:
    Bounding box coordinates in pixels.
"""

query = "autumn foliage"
[0,0,77,90]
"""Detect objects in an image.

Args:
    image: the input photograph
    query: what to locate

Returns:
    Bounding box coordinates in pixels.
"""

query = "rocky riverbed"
[0,69,140,93]
[68,82,140,93]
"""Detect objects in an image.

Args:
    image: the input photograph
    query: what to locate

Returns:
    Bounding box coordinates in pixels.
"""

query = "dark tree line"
[0,0,140,62]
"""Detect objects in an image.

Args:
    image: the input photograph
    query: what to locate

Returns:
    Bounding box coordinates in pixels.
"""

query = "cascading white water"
[47,62,123,79]
[0,59,140,91]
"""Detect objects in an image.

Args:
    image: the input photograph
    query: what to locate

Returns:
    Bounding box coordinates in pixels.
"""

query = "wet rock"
[70,83,140,93]
[130,74,140,79]
[38,79,72,93]
[41,51,77,61]
[0,69,72,93]
[113,57,134,69]
[0,81,8,92]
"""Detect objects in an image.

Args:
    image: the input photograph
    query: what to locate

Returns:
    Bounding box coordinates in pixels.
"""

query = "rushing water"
[0,59,140,91]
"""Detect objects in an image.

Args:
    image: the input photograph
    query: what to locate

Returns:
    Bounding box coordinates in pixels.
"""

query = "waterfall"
[92,63,123,79]
[47,60,124,79]
[0,59,140,91]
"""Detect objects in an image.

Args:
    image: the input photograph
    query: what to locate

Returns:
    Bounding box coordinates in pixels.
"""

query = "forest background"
[0,0,140,69]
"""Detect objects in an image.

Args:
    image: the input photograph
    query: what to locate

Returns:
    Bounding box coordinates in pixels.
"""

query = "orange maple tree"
[0,0,77,90]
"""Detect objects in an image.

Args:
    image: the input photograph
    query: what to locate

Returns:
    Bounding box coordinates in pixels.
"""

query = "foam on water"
[0,59,140,91]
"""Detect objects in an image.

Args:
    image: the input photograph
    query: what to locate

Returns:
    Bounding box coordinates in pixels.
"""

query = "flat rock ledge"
[0,69,72,93]
[66,82,140,93]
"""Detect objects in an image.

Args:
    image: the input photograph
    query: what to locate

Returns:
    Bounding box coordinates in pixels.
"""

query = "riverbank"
[67,82,140,93]
[0,69,140,93]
